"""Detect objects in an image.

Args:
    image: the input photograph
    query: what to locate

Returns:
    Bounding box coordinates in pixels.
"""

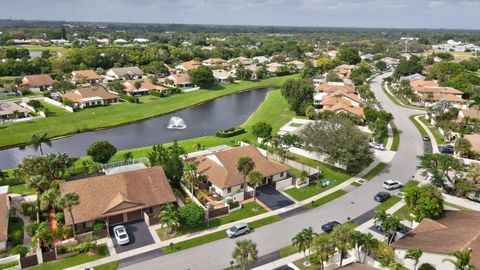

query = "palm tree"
[26,175,50,222]
[181,162,198,195]
[361,233,378,263]
[59,192,80,236]
[236,157,255,196]
[156,203,179,235]
[247,170,264,210]
[405,248,423,270]
[313,233,335,270]
[28,132,52,156]
[232,239,258,270]
[374,210,401,244]
[39,188,61,211]
[192,142,204,152]
[331,222,357,267]
[292,227,317,266]
[443,249,475,270]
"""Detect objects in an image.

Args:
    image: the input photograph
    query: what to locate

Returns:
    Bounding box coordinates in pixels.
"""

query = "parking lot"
[110,220,155,253]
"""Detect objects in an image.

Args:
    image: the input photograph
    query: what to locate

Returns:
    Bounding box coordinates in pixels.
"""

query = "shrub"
[20,201,37,221]
[251,122,273,138]
[119,93,140,103]
[151,91,168,98]
[226,199,240,209]
[9,230,23,245]
[215,127,245,138]
[87,141,117,164]
[178,203,205,228]
[11,244,28,257]
[93,221,106,232]
[0,261,19,270]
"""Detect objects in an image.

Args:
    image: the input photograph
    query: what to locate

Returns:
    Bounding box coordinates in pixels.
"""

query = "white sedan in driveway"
[113,225,130,245]
[383,179,402,190]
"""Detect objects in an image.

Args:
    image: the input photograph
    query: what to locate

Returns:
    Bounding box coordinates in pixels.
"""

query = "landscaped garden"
[28,244,109,270]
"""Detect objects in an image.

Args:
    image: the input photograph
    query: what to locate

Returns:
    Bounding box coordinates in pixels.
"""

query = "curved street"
[120,73,426,270]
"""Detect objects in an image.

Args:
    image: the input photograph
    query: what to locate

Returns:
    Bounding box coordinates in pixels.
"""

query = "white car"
[370,142,385,151]
[113,225,130,245]
[383,179,402,190]
[226,222,250,238]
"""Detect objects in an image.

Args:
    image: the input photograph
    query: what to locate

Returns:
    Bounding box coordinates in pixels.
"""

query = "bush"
[151,91,169,98]
[9,230,23,245]
[215,127,245,138]
[93,221,106,232]
[251,122,272,138]
[178,203,205,228]
[226,199,240,209]
[119,93,139,103]
[87,141,117,164]
[20,201,37,221]
[11,244,28,257]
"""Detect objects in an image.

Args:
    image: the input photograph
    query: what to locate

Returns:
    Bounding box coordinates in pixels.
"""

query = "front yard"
[28,244,109,270]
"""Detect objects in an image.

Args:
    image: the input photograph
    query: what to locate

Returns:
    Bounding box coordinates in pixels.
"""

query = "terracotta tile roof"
[0,192,8,242]
[62,86,119,103]
[391,211,480,269]
[321,102,365,119]
[71,70,102,82]
[464,134,480,153]
[202,58,227,65]
[124,80,167,92]
[316,83,355,94]
[167,73,191,85]
[189,145,288,189]
[459,109,480,120]
[419,93,466,103]
[21,74,56,87]
[179,60,201,70]
[322,91,363,107]
[59,167,176,225]
[410,80,439,88]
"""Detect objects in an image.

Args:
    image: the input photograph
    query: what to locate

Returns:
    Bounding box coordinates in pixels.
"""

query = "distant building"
[62,86,120,109]
[161,73,192,88]
[123,80,167,96]
[106,66,144,80]
[176,60,202,71]
[399,73,425,82]
[212,70,233,84]
[71,70,103,85]
[21,74,56,91]
[0,102,30,120]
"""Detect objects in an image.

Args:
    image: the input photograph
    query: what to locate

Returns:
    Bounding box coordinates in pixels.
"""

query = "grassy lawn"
[8,184,35,195]
[160,215,282,254]
[95,261,119,270]
[401,180,419,192]
[293,257,323,270]
[304,189,348,209]
[351,182,362,187]
[391,126,400,151]
[393,205,413,221]
[419,116,445,144]
[279,244,298,258]
[28,244,109,270]
[0,75,296,149]
[409,115,428,137]
[375,195,402,213]
[362,163,387,180]
[8,217,24,244]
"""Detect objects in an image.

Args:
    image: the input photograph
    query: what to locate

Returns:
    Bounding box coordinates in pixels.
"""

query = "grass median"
[362,163,387,181]
[304,189,348,209]
[391,126,400,151]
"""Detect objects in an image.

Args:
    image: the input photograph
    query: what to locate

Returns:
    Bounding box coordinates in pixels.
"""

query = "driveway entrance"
[256,185,294,210]
[110,220,155,253]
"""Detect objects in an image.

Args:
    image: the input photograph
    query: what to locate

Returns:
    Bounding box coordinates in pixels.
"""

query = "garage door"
[108,214,124,225]
[127,210,143,221]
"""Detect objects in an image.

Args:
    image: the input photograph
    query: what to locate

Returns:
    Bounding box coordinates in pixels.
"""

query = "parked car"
[440,145,454,154]
[374,191,391,202]
[383,179,402,190]
[113,225,130,245]
[422,135,430,141]
[321,221,340,233]
[370,142,385,151]
[226,222,250,238]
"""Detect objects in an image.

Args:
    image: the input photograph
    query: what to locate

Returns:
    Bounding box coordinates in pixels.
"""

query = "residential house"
[176,60,201,72]
[319,91,365,120]
[212,69,233,84]
[71,70,103,85]
[267,62,284,73]
[62,86,120,109]
[287,60,305,69]
[314,82,355,106]
[252,56,270,64]
[59,167,176,230]
[0,186,9,251]
[335,64,356,79]
[380,57,400,69]
[399,73,425,82]
[392,211,480,270]
[189,145,289,198]
[124,80,167,96]
[360,53,375,61]
[202,58,227,67]
[228,57,253,66]
[113,39,128,44]
[457,108,480,123]
[0,102,30,120]
[410,80,466,108]
[21,74,56,91]
[106,66,144,80]
[161,73,193,88]
[327,50,338,59]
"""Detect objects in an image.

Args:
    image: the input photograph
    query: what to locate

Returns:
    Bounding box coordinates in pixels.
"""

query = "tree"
[404,184,444,222]
[374,210,401,244]
[338,46,361,65]
[27,133,52,156]
[27,100,43,111]
[418,263,437,270]
[237,157,255,196]
[192,142,204,152]
[361,233,378,263]
[251,122,273,139]
[17,153,77,181]
[316,57,336,73]
[429,61,465,83]
[134,80,142,90]
[188,66,214,88]
[123,151,133,163]
[292,227,316,266]
[236,64,253,80]
[443,249,475,270]
[177,203,204,228]
[304,105,316,120]
[59,192,80,236]
[455,138,472,157]
[157,203,179,234]
[147,142,185,187]
[181,162,198,195]
[281,78,314,115]
[232,239,258,270]
[313,233,335,270]
[419,153,466,194]
[248,170,264,211]
[405,248,423,270]
[331,222,356,267]
[375,61,387,71]
[300,116,373,173]
[87,140,117,164]
[26,175,50,222]
[39,188,60,212]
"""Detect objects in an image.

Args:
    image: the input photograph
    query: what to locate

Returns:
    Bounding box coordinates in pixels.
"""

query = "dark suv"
[374,191,391,202]
[321,221,340,233]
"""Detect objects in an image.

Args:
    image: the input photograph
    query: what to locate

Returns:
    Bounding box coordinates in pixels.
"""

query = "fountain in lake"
[167,116,187,129]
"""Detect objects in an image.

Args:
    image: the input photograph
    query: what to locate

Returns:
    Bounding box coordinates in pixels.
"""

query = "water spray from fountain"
[167,116,187,129]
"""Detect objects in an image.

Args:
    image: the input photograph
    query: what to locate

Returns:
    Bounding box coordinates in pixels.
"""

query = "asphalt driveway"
[256,185,294,210]
[110,220,155,253]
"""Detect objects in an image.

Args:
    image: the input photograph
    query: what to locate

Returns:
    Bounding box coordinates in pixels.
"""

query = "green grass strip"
[362,163,387,181]
[375,195,402,213]
[304,190,348,209]
[391,126,400,151]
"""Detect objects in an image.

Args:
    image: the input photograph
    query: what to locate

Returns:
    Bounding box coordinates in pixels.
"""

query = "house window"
[280,172,284,177]
[227,187,231,193]
[144,207,153,214]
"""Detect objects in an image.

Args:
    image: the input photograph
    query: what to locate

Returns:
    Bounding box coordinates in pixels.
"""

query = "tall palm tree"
[247,170,264,210]
[156,203,179,235]
[232,239,258,270]
[331,222,357,267]
[59,192,80,236]
[361,233,378,263]
[28,132,52,156]
[443,249,475,270]
[374,210,401,244]
[39,188,61,211]
[405,248,423,270]
[181,162,198,195]
[292,227,317,266]
[26,175,50,222]
[313,233,335,270]
[236,157,255,196]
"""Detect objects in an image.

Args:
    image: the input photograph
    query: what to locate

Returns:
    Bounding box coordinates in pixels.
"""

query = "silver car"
[226,222,250,238]
[113,225,130,245]
[383,179,402,190]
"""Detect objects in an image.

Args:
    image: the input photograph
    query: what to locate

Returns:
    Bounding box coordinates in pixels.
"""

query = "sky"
[1,0,480,29]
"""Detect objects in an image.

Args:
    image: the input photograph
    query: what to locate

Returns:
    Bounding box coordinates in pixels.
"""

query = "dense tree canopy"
[337,46,361,65]
[86,140,117,164]
[281,78,314,115]
[188,66,215,88]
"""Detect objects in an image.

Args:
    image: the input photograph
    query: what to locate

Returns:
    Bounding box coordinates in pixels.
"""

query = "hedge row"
[215,127,245,138]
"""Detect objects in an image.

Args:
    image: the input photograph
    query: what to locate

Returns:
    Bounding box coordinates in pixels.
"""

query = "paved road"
[120,73,425,270]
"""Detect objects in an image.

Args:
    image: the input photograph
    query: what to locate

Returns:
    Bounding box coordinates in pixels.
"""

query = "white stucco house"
[0,186,9,251]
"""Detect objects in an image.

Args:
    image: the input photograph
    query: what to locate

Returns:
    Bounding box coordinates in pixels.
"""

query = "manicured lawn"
[419,116,445,144]
[393,205,413,221]
[362,163,387,180]
[375,195,402,213]
[351,182,362,187]
[400,180,419,192]
[0,75,296,148]
[391,126,400,151]
[304,190,348,209]
[28,244,109,270]
[293,257,323,270]
[8,184,35,195]
[279,244,298,258]
[409,115,428,137]
[95,261,119,270]
[248,215,281,228]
